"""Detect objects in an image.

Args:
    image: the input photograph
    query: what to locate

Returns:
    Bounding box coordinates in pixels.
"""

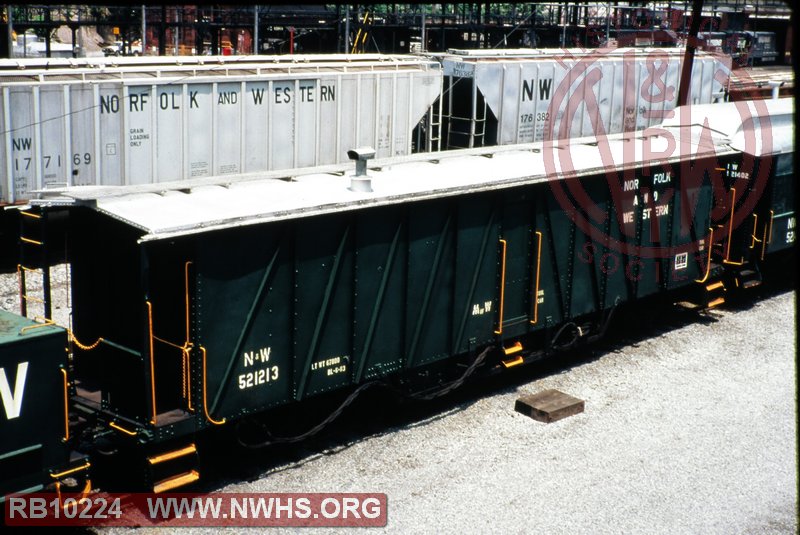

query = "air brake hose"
[236,346,493,449]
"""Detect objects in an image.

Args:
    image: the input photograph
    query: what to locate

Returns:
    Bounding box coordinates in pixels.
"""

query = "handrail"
[109,421,137,436]
[50,462,91,479]
[494,239,507,335]
[725,187,736,260]
[723,188,744,265]
[200,346,226,426]
[761,210,775,260]
[19,317,55,335]
[20,210,42,219]
[146,301,157,425]
[530,231,543,325]
[16,264,23,312]
[60,368,69,441]
[767,210,774,244]
[749,213,761,248]
[695,228,714,283]
[184,261,194,412]
[183,347,193,412]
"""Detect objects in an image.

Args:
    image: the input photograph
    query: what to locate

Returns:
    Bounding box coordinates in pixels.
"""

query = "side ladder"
[17,207,51,320]
[146,443,201,493]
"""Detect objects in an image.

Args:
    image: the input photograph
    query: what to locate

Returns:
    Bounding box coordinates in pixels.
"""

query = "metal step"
[706,281,725,292]
[153,470,200,493]
[147,444,197,465]
[737,268,762,289]
[501,355,524,368]
[705,277,726,309]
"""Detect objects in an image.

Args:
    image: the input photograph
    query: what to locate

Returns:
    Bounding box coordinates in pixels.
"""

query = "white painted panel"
[296,79,318,168]
[337,76,358,162]
[214,82,241,175]
[9,88,36,197]
[155,86,184,181]
[187,84,213,178]
[358,76,376,150]
[269,81,295,170]
[243,81,268,172]
[38,87,67,187]
[98,85,124,186]
[317,78,338,163]
[124,85,153,185]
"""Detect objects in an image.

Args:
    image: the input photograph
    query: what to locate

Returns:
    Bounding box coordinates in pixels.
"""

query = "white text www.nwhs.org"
[147,497,313,519]
[146,496,382,520]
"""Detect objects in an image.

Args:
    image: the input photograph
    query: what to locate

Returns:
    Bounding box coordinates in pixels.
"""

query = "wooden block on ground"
[515,389,584,423]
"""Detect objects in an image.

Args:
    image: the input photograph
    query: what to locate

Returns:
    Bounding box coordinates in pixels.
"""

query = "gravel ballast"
[207,290,797,535]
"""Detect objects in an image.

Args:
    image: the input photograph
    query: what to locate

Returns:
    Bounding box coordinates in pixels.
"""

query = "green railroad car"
[1,97,793,495]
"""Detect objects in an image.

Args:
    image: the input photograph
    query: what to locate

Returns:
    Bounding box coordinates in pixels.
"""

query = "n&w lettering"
[522,78,553,102]
[0,362,28,420]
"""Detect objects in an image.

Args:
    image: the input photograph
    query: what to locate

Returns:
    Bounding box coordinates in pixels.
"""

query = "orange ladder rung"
[147,444,197,465]
[153,470,200,493]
